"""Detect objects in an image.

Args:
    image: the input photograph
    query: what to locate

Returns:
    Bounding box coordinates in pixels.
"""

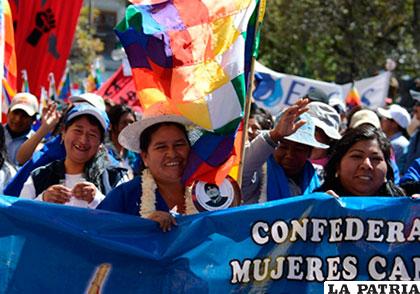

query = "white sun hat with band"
[118,106,192,153]
[283,112,329,149]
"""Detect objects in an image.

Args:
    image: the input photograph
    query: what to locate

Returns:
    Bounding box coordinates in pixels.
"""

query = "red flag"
[10,0,83,97]
[96,66,140,111]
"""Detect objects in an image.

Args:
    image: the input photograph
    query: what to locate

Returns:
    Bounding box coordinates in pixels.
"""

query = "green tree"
[259,0,419,83]
[69,6,104,84]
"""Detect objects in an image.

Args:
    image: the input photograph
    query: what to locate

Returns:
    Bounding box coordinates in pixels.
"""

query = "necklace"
[139,168,198,218]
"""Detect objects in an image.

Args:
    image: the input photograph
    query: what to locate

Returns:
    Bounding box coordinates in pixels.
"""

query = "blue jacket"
[97,176,170,216]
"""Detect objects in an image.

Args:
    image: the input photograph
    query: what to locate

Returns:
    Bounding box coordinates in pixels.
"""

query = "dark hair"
[64,114,105,142]
[107,104,135,129]
[321,124,404,196]
[250,105,274,130]
[204,183,219,192]
[0,124,6,169]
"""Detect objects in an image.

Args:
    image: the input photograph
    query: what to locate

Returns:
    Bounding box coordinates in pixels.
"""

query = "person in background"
[4,93,39,167]
[0,125,16,193]
[106,104,140,178]
[19,103,127,208]
[377,104,411,171]
[307,102,342,183]
[403,92,420,173]
[248,103,274,142]
[318,124,405,197]
[399,158,420,197]
[242,99,327,204]
[329,97,347,133]
[15,101,61,166]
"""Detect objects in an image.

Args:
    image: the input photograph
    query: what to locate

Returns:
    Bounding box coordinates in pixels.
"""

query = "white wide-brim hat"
[283,113,329,149]
[119,114,191,153]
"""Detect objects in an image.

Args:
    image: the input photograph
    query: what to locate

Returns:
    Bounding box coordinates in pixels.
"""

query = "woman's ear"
[140,151,148,167]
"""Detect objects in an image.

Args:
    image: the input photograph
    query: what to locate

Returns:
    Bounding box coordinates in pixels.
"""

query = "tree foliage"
[69,7,104,83]
[259,0,419,83]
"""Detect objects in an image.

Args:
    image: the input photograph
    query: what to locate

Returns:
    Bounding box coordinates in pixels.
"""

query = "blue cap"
[65,103,109,132]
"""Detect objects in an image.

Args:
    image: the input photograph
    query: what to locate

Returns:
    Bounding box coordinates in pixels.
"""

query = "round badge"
[192,176,241,212]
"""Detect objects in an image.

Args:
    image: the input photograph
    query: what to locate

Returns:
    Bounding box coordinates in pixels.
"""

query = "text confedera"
[230,217,419,283]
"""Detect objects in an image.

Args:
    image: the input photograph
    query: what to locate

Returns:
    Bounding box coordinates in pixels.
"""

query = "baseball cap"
[377,104,411,129]
[349,109,381,129]
[65,103,109,132]
[69,93,106,112]
[307,102,342,140]
[9,92,39,116]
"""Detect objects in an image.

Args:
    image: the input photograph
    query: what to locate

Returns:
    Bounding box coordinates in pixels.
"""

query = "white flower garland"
[139,168,198,218]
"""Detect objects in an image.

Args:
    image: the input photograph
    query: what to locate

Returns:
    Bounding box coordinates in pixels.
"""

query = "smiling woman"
[97,111,199,232]
[318,124,405,197]
[19,104,128,208]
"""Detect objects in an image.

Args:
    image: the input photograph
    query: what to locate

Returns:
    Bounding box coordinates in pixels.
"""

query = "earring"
[335,171,339,178]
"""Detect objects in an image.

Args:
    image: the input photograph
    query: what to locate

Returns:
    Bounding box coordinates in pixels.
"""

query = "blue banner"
[0,194,418,293]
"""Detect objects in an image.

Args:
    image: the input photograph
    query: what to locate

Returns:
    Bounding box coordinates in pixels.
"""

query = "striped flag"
[1,0,16,122]
[21,69,29,92]
[345,83,361,108]
[116,0,265,184]
[48,72,57,101]
[57,62,71,101]
[39,86,48,115]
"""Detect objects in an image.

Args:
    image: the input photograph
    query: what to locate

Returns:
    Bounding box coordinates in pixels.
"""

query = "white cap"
[377,104,411,129]
[9,92,39,116]
[349,109,381,129]
[69,93,106,112]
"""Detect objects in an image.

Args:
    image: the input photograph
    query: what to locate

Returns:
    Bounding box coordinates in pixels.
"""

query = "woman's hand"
[42,184,71,204]
[147,211,177,232]
[269,98,309,142]
[40,102,61,134]
[72,182,97,203]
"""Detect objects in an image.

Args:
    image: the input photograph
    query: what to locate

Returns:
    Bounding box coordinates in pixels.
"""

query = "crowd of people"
[0,87,419,231]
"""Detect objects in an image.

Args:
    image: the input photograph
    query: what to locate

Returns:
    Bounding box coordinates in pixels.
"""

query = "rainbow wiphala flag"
[116,0,262,134]
[116,0,264,183]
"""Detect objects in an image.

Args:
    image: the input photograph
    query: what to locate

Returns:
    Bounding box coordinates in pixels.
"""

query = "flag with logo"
[116,0,265,184]
[10,0,83,98]
[96,65,140,110]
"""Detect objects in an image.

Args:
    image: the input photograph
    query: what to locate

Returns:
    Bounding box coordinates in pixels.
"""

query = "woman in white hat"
[98,112,198,232]
[242,99,327,204]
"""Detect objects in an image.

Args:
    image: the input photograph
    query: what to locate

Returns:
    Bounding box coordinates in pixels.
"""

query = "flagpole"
[237,0,266,188]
